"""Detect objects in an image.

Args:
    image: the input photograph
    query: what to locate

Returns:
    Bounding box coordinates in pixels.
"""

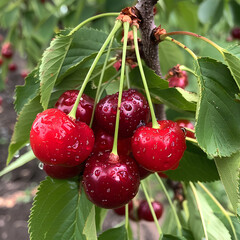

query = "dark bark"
[135,0,165,120]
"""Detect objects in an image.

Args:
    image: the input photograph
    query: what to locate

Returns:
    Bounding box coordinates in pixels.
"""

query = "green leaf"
[229,1,240,26]
[165,142,219,182]
[98,224,127,240]
[29,177,97,240]
[7,96,43,165]
[130,67,196,112]
[198,0,224,27]
[159,41,185,75]
[14,69,40,114]
[162,235,187,240]
[222,46,240,90]
[0,150,35,177]
[40,34,73,110]
[215,152,240,212]
[187,186,232,240]
[95,206,108,233]
[196,57,240,157]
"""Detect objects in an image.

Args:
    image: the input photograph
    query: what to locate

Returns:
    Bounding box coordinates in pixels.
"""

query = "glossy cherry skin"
[231,27,240,39]
[176,119,195,139]
[83,152,140,209]
[132,120,186,172]
[95,89,150,138]
[1,42,13,58]
[113,200,133,216]
[55,90,94,125]
[138,200,163,221]
[43,162,85,179]
[8,63,17,71]
[93,129,131,155]
[30,108,95,166]
[168,71,188,89]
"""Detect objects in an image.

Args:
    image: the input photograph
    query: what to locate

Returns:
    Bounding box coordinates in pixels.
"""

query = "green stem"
[179,65,198,78]
[125,204,129,233]
[68,20,122,120]
[111,22,129,155]
[89,36,115,128]
[125,65,131,89]
[190,182,208,240]
[154,173,182,235]
[186,137,198,144]
[68,13,120,36]
[160,31,224,57]
[141,181,163,238]
[198,182,238,240]
[132,26,159,129]
[163,37,198,60]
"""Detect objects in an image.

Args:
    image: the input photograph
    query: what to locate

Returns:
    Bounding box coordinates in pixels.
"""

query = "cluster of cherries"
[0,41,29,78]
[30,87,189,209]
[113,199,163,222]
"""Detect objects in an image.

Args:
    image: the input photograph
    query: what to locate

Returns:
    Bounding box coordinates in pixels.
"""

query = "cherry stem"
[184,127,195,133]
[89,36,115,128]
[154,173,182,236]
[125,204,129,232]
[68,20,122,120]
[68,12,120,36]
[186,137,198,144]
[125,65,131,89]
[190,182,209,240]
[111,22,130,156]
[141,181,163,238]
[160,31,224,57]
[179,65,198,78]
[198,182,237,240]
[132,26,159,129]
[164,37,198,60]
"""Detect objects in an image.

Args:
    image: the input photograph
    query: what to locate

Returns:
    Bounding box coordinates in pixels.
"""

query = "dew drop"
[38,162,44,170]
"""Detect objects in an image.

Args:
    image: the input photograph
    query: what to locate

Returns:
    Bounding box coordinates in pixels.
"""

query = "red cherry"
[83,152,140,209]
[0,96,2,106]
[113,200,133,216]
[0,58,3,65]
[1,42,13,58]
[168,71,188,89]
[20,70,29,79]
[43,162,85,179]
[157,172,168,178]
[231,27,240,40]
[93,129,131,155]
[132,120,186,172]
[176,119,195,139]
[95,89,150,138]
[30,108,95,166]
[55,90,94,125]
[137,163,152,180]
[138,200,163,221]
[8,63,17,71]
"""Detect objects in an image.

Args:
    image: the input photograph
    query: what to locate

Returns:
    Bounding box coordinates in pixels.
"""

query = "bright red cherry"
[43,162,85,179]
[95,89,150,138]
[55,90,94,125]
[176,119,195,138]
[93,129,131,155]
[83,152,140,209]
[113,200,133,216]
[138,200,163,221]
[168,70,188,89]
[132,120,186,172]
[30,108,95,166]
[8,63,17,71]
[231,27,240,40]
[1,42,13,58]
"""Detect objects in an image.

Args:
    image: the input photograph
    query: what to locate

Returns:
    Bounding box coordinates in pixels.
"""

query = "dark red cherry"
[113,200,133,216]
[132,120,186,172]
[1,42,13,58]
[95,89,150,138]
[138,200,163,221]
[30,108,95,166]
[43,162,85,179]
[83,152,140,209]
[231,27,240,40]
[20,70,29,79]
[93,129,131,155]
[168,71,188,89]
[55,90,94,125]
[8,63,17,71]
[176,119,195,139]
[157,172,168,178]
[0,58,3,65]
[137,163,152,180]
